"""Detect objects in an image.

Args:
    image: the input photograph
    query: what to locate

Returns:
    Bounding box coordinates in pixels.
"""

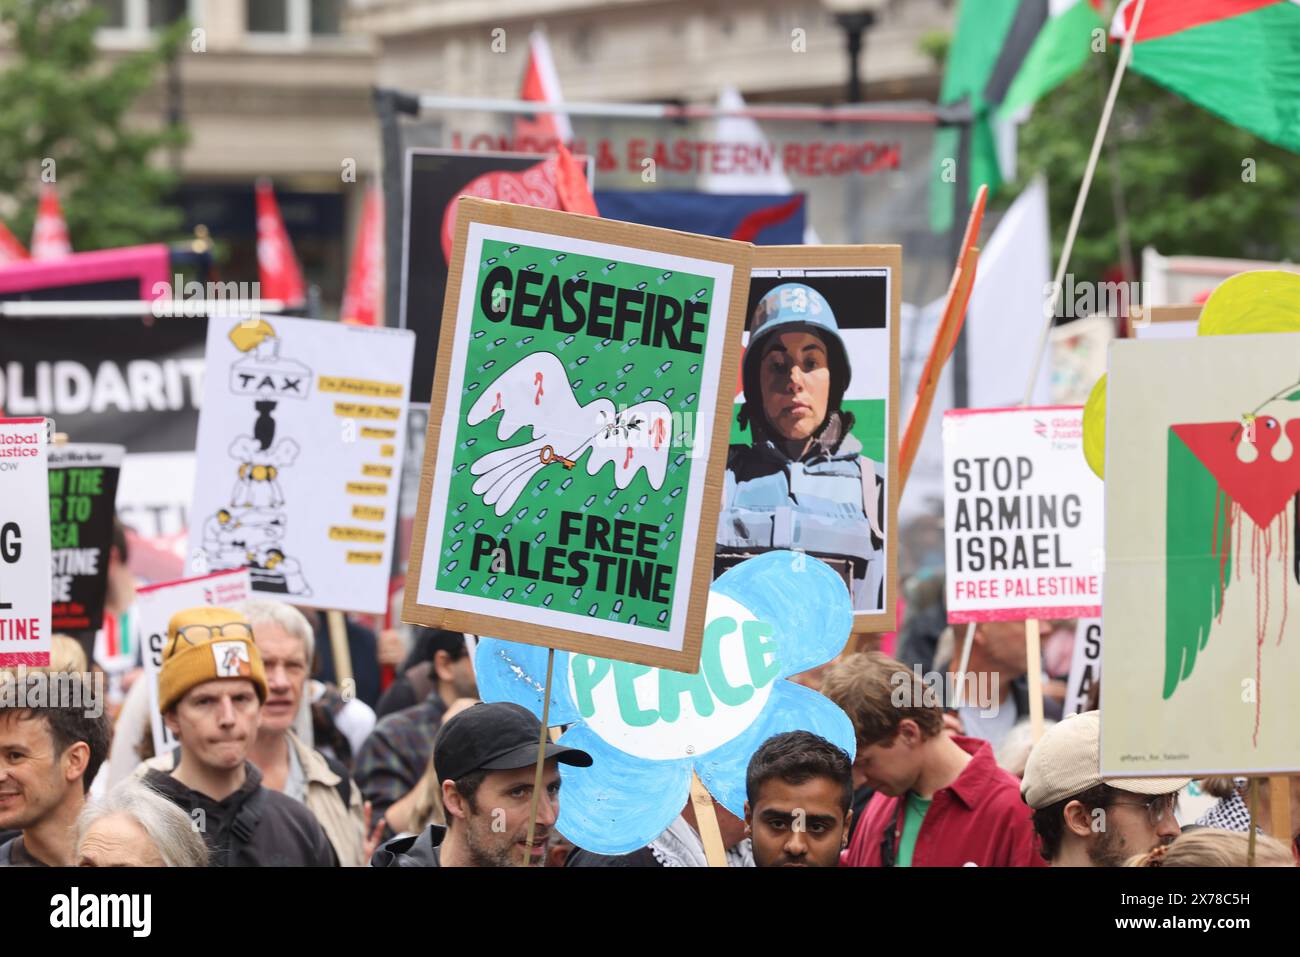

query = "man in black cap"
[370,702,591,867]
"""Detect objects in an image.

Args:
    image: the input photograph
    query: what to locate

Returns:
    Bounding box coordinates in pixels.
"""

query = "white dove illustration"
[467,352,673,516]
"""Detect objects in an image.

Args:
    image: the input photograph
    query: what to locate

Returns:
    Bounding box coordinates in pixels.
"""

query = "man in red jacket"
[822,651,1045,867]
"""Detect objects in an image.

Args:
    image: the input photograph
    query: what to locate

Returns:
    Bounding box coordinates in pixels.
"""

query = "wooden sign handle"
[1268,776,1293,845]
[690,773,728,868]
[1025,618,1045,743]
[1248,778,1260,866]
[523,647,556,866]
[326,610,353,689]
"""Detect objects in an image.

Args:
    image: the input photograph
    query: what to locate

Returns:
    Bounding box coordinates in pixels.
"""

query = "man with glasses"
[1022,711,1187,867]
[140,606,337,866]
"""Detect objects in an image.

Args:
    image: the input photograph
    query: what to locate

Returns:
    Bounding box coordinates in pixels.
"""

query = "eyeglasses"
[169,622,253,656]
[1109,793,1179,827]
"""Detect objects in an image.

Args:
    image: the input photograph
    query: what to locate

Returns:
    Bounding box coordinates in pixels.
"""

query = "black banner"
[401,149,582,403]
[48,444,122,632]
[0,315,206,454]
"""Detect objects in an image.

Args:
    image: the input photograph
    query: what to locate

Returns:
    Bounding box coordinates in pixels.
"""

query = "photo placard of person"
[186,316,415,615]
[719,245,901,633]
[0,417,51,667]
[404,197,753,674]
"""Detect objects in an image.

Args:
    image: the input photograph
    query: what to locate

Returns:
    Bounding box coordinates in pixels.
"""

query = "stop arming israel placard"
[0,418,51,667]
[405,198,752,674]
[943,406,1103,622]
[137,568,251,755]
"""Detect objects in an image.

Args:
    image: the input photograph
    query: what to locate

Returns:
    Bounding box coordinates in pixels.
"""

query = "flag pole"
[1021,0,1148,406]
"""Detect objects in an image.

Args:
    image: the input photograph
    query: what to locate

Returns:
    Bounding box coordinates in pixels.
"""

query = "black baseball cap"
[434,702,593,785]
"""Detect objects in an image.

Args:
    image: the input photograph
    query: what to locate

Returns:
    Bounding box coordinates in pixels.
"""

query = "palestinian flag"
[932,1,1098,231]
[1000,1,1108,119]
[1111,0,1300,152]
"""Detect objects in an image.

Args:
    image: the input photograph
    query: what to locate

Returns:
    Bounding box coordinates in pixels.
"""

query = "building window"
[96,0,192,44]
[245,0,348,44]
[247,0,289,33]
[95,0,128,29]
[147,0,187,27]
[311,0,342,36]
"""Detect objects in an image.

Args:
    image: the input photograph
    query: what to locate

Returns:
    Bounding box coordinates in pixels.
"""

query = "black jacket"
[370,824,446,867]
[144,762,338,867]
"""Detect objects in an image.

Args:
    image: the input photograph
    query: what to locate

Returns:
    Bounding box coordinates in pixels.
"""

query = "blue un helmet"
[739,282,851,434]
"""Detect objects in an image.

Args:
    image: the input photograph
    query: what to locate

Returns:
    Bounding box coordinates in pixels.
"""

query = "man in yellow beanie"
[139,606,336,866]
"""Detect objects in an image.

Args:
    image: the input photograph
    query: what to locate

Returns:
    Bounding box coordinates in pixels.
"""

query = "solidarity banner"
[0,418,51,667]
[0,315,206,574]
[187,316,415,615]
[48,444,124,631]
[943,406,1103,623]
[137,568,251,755]
[406,197,752,673]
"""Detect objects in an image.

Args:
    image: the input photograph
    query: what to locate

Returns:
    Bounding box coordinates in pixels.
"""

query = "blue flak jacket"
[715,410,885,611]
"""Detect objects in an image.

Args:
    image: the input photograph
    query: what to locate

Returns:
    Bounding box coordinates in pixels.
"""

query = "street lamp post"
[823,0,889,103]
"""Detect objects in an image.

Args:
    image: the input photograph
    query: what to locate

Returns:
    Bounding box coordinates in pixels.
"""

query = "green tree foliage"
[0,0,189,251]
[1008,49,1300,281]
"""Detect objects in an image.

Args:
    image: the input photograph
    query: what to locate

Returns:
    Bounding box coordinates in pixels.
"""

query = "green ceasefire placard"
[405,198,753,673]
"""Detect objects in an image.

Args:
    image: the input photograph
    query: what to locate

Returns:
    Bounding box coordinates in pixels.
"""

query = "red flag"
[341,186,383,327]
[255,179,306,307]
[514,30,572,150]
[555,143,599,217]
[0,220,29,265]
[31,185,71,259]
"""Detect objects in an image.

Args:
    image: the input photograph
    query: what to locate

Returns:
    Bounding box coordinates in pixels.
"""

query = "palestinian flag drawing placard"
[1103,334,1300,776]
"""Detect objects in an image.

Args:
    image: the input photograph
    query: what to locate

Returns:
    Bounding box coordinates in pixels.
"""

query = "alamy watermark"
[0,667,104,719]
[890,665,1001,717]
[151,274,263,319]
[1045,275,1156,323]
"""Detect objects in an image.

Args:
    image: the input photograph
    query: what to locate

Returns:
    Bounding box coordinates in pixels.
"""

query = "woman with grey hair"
[76,778,208,867]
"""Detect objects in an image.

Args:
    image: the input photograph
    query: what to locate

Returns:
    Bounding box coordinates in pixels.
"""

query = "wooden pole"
[1025,618,1045,743]
[326,610,353,690]
[1022,0,1149,405]
[1268,776,1292,845]
[1248,777,1260,866]
[523,647,556,866]
[949,621,977,711]
[899,184,987,489]
[689,772,728,868]
[900,247,981,488]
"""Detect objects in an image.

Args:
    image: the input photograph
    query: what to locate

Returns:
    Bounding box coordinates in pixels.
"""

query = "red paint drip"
[1235,502,1243,582]
[534,371,544,405]
[623,447,634,469]
[490,392,502,413]
[1279,508,1289,646]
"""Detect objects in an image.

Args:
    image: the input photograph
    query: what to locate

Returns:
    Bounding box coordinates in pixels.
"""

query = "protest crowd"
[2,589,1296,868]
